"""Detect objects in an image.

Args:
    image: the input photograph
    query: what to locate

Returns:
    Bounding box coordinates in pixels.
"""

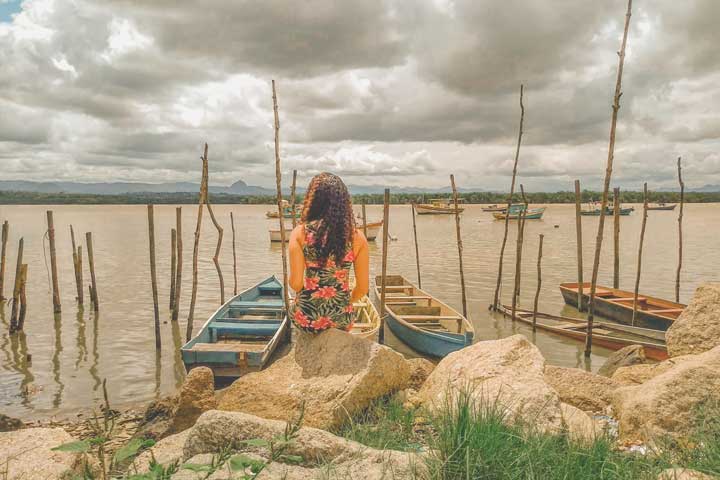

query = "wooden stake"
[378,188,390,345]
[170,228,177,310]
[1,221,9,302]
[77,247,83,307]
[206,199,225,305]
[585,0,633,357]
[450,175,467,319]
[187,144,207,340]
[361,202,368,238]
[290,169,298,229]
[9,238,23,332]
[17,264,28,331]
[511,185,528,321]
[532,234,544,332]
[148,205,161,351]
[70,226,83,305]
[632,183,649,326]
[47,211,61,313]
[675,157,684,303]
[411,203,422,288]
[492,84,524,310]
[86,232,99,311]
[230,212,238,296]
[272,80,291,314]
[613,187,621,289]
[173,207,182,322]
[574,180,584,310]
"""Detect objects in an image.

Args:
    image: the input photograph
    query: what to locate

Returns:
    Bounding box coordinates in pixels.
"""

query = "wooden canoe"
[374,275,474,357]
[580,207,634,216]
[647,203,677,211]
[181,276,289,378]
[269,221,382,242]
[493,207,546,220]
[481,204,506,212]
[559,282,685,330]
[350,297,381,340]
[499,305,668,360]
[416,199,464,215]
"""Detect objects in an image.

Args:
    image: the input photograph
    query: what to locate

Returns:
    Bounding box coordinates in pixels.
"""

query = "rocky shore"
[2,283,720,479]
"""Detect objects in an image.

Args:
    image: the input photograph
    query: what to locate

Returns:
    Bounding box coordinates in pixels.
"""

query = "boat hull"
[580,207,633,216]
[647,205,677,211]
[416,204,464,215]
[385,313,472,357]
[493,207,546,220]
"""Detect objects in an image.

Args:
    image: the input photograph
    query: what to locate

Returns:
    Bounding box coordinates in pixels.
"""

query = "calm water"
[0,203,716,418]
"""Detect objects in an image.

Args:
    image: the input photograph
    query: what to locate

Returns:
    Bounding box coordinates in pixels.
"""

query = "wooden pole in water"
[230,212,238,296]
[186,144,207,340]
[147,205,161,351]
[77,247,83,307]
[492,84,524,311]
[173,207,182,322]
[585,0,633,358]
[17,264,28,331]
[206,199,225,305]
[290,169,298,229]
[675,157,684,303]
[532,234,544,332]
[9,238,23,332]
[0,221,8,302]
[361,202,368,238]
[574,180,584,310]
[378,188,390,345]
[272,80,291,314]
[70,226,83,305]
[170,228,177,310]
[86,232,99,311]
[613,187,621,289]
[511,185,528,321]
[46,211,61,313]
[450,175,467,318]
[632,183,649,326]
[411,203,422,289]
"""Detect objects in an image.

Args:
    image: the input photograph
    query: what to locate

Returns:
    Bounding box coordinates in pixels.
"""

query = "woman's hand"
[351,229,369,303]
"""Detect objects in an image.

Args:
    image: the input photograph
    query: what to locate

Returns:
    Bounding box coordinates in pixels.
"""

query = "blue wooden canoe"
[181,276,289,378]
[374,275,474,358]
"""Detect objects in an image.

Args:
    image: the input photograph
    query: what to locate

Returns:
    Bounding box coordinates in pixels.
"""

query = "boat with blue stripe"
[181,276,289,378]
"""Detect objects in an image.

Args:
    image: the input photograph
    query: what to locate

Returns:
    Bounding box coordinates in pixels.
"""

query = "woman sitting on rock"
[288,172,369,333]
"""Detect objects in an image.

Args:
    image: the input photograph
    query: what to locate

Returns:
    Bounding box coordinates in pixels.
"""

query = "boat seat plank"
[592,328,613,335]
[381,286,414,291]
[210,322,280,337]
[647,308,683,313]
[400,315,461,321]
[385,301,420,306]
[609,297,647,303]
[191,342,267,353]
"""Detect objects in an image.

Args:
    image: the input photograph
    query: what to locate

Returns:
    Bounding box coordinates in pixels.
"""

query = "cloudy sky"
[1,0,718,191]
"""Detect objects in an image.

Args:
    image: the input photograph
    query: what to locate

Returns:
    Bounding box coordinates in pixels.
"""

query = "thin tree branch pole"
[632,183,649,326]
[17,264,28,331]
[574,180,584,310]
[86,232,99,311]
[0,221,8,301]
[186,144,207,341]
[378,188,390,345]
[676,157,684,303]
[70,225,83,305]
[585,0,633,358]
[173,207,182,322]
[206,194,225,305]
[532,234,544,332]
[230,212,238,296]
[613,187,621,289]
[9,238,23,332]
[411,203,422,289]
[361,202,368,238]
[46,211,61,313]
[148,205,161,351]
[77,247,83,308]
[450,174,468,320]
[170,228,177,310]
[511,185,529,321]
[492,84,524,311]
[290,169,298,229]
[272,80,291,314]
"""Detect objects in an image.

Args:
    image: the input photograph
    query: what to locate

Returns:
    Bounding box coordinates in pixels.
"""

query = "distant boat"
[416,198,464,215]
[580,202,634,216]
[350,297,381,340]
[559,282,685,330]
[268,221,382,242]
[481,204,506,212]
[374,275,474,357]
[647,203,677,211]
[266,200,301,219]
[181,276,289,378]
[499,305,668,361]
[492,204,546,220]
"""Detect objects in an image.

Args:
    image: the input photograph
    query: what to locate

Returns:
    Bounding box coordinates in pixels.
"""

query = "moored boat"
[416,198,464,215]
[374,275,474,357]
[481,204,506,212]
[499,305,668,360]
[580,202,634,216]
[266,200,301,219]
[492,204,546,220]
[559,282,685,330]
[647,203,677,211]
[350,297,381,340]
[181,276,289,378]
[269,221,382,242]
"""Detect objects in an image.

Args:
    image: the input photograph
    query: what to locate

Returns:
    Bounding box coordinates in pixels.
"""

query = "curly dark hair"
[301,172,356,263]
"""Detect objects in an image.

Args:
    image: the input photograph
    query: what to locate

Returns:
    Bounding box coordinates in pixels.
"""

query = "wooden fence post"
[170,228,177,310]
[511,185,528,321]
[574,180,584,310]
[231,212,238,296]
[675,157,684,303]
[148,205,161,350]
[70,226,83,305]
[272,80,291,315]
[9,238,23,332]
[1,221,8,301]
[173,207,182,322]
[86,232,99,311]
[77,247,83,307]
[450,175,467,320]
[187,144,207,340]
[632,183,649,326]
[17,264,28,331]
[378,188,390,345]
[361,202,368,238]
[47,211,61,313]
[532,234,544,332]
[411,203,422,288]
[613,187,620,289]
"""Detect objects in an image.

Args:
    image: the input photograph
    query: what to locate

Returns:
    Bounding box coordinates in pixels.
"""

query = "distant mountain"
[346,184,484,195]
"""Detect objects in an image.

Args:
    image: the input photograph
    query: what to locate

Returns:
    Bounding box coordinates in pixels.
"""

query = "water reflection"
[74,308,87,369]
[89,309,101,392]
[171,320,185,390]
[52,312,64,408]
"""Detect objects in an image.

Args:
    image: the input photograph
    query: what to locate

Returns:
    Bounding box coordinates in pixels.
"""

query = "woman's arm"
[288,225,305,293]
[351,229,369,303]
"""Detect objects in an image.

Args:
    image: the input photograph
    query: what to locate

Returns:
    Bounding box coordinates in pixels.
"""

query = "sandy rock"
[598,345,649,377]
[170,367,217,434]
[135,395,178,440]
[560,403,597,442]
[0,413,23,432]
[611,354,694,386]
[217,329,412,430]
[612,345,720,442]
[658,468,717,480]
[418,335,565,431]
[0,427,81,480]
[406,358,436,390]
[666,283,720,357]
[133,430,190,474]
[545,365,620,413]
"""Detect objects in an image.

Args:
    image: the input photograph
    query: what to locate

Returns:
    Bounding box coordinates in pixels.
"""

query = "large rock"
[598,345,649,377]
[135,395,178,440]
[666,283,720,357]
[217,329,412,430]
[418,335,592,434]
[612,345,720,442]
[611,354,694,386]
[133,430,190,474]
[560,403,598,443]
[170,367,217,434]
[0,427,80,479]
[545,365,620,413]
[0,413,23,432]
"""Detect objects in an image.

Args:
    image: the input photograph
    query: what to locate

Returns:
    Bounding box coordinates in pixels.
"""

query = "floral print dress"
[291,220,355,333]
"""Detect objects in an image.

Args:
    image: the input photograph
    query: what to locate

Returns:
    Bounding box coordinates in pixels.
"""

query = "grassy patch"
[665,399,720,477]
